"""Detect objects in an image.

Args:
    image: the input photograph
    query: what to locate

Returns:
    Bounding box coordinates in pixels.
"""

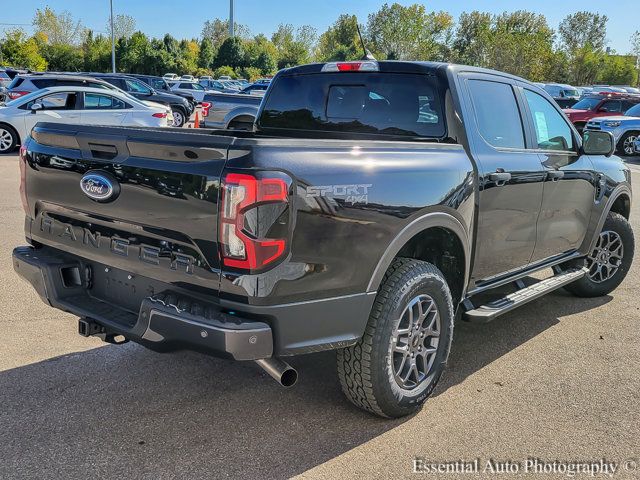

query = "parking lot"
[0,153,639,479]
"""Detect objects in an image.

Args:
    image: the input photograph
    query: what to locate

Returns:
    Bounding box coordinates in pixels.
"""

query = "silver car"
[585,103,640,156]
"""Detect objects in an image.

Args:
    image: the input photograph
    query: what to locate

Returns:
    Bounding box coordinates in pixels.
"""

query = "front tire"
[564,212,634,297]
[337,258,454,418]
[617,132,639,156]
[0,124,18,153]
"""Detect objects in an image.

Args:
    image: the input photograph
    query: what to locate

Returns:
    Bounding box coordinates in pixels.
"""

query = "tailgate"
[24,123,233,296]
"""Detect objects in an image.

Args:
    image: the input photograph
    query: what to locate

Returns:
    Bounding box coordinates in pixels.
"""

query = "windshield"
[562,89,579,97]
[625,104,640,117]
[260,72,445,139]
[571,98,601,110]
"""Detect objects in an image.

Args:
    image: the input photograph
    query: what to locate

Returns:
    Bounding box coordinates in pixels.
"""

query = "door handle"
[488,171,512,186]
[546,170,565,182]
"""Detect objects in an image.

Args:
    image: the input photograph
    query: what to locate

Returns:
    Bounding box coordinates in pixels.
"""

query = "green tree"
[42,43,83,71]
[201,19,251,49]
[452,11,493,66]
[316,14,361,61]
[0,29,47,70]
[82,31,112,72]
[366,3,454,61]
[271,24,317,68]
[597,55,638,85]
[198,37,215,70]
[214,36,245,69]
[558,11,609,85]
[33,7,84,45]
[213,66,237,78]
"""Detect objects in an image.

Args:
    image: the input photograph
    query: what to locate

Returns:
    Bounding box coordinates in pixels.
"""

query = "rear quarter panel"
[221,138,475,305]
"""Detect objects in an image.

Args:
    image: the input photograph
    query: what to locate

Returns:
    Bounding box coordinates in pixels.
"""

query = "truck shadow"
[0,290,611,479]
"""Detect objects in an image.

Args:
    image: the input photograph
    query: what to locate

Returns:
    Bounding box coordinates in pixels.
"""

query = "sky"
[1,0,638,54]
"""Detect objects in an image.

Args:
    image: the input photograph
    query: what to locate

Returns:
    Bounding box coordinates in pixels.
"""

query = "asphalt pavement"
[0,153,638,479]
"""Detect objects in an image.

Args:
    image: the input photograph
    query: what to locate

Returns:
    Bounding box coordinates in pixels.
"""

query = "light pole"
[229,0,234,37]
[110,0,116,73]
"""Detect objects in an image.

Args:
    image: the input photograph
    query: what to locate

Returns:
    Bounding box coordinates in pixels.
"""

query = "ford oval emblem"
[80,171,120,203]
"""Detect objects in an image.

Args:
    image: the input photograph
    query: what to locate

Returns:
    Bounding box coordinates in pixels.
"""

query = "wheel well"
[610,193,631,219]
[0,122,20,144]
[229,115,255,125]
[395,227,466,304]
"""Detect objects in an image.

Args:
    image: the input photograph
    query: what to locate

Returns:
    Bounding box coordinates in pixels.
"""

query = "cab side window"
[29,92,77,110]
[600,100,622,113]
[468,79,525,149]
[523,89,574,152]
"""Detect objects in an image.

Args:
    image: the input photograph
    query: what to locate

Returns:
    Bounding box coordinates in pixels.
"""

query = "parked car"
[89,74,192,127]
[13,60,633,418]
[0,86,172,152]
[240,83,269,95]
[198,78,238,93]
[163,73,179,81]
[541,83,581,108]
[218,75,232,81]
[180,75,195,82]
[3,73,117,101]
[127,74,196,115]
[591,86,628,94]
[564,94,640,133]
[0,70,11,89]
[169,81,208,103]
[584,102,640,155]
[201,91,262,129]
[612,85,640,94]
[634,136,640,153]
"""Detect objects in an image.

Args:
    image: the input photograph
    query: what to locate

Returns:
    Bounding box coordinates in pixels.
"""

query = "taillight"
[219,172,290,270]
[8,91,28,100]
[19,145,28,214]
[321,61,379,72]
[152,112,168,118]
[201,102,212,117]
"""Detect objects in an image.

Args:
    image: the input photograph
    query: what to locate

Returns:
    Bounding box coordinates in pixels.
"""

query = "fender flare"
[224,106,258,128]
[366,212,471,294]
[585,183,632,253]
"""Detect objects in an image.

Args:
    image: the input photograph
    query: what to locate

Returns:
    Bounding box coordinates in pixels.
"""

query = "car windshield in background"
[625,104,640,117]
[260,72,444,138]
[562,89,579,97]
[572,98,601,110]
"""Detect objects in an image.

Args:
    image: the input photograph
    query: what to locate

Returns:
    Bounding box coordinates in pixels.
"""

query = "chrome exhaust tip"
[255,358,298,387]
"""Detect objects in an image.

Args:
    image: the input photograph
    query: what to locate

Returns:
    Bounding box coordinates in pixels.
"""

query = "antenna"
[356,23,376,61]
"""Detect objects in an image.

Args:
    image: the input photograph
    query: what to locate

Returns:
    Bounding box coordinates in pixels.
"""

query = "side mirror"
[582,130,615,157]
[30,103,43,113]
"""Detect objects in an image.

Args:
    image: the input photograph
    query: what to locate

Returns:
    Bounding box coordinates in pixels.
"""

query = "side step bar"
[463,267,588,323]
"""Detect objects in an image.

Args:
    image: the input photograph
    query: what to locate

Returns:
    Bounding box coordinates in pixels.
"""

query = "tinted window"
[150,79,166,89]
[179,83,192,89]
[523,89,574,151]
[84,93,126,109]
[625,104,640,117]
[600,100,622,112]
[125,79,151,94]
[260,73,444,138]
[468,79,525,149]
[572,98,601,110]
[7,77,24,89]
[31,92,76,110]
[31,79,56,89]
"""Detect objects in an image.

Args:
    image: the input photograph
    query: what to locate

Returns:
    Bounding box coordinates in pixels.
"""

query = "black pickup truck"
[13,60,634,418]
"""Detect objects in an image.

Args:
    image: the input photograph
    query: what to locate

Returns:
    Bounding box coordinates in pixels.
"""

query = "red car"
[564,93,640,133]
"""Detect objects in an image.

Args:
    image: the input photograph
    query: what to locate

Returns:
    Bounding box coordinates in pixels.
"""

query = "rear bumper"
[13,245,375,358]
[12,246,272,360]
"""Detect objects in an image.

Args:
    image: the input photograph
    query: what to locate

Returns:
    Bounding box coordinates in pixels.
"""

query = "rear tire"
[617,132,640,156]
[337,258,454,418]
[0,124,19,153]
[563,212,634,297]
[172,109,186,128]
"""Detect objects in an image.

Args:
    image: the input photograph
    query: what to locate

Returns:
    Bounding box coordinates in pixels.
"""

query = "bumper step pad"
[463,267,588,322]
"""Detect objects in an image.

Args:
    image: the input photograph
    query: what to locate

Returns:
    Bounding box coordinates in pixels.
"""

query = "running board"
[463,267,588,323]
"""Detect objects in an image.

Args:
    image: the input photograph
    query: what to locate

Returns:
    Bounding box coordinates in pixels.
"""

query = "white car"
[163,73,179,81]
[180,75,195,82]
[169,81,208,103]
[0,86,172,153]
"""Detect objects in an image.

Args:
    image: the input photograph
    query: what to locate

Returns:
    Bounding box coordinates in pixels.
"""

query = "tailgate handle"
[88,143,118,160]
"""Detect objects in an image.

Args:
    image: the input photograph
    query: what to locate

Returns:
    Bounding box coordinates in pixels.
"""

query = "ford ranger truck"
[13,61,634,418]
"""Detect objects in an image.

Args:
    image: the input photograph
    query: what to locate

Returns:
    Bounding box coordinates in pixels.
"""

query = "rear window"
[32,79,56,88]
[8,77,24,89]
[259,73,444,138]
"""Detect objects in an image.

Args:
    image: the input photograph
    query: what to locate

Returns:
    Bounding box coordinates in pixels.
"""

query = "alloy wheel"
[587,230,624,283]
[391,294,440,390]
[0,128,13,152]
[623,135,637,155]
[172,111,184,127]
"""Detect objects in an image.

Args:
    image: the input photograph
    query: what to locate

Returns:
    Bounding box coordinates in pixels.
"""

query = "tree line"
[1,4,639,85]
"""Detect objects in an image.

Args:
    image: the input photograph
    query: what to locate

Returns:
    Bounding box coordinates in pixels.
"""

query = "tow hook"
[78,318,129,345]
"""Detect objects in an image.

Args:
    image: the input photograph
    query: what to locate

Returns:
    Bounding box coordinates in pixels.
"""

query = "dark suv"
[127,74,196,114]
[88,74,193,127]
